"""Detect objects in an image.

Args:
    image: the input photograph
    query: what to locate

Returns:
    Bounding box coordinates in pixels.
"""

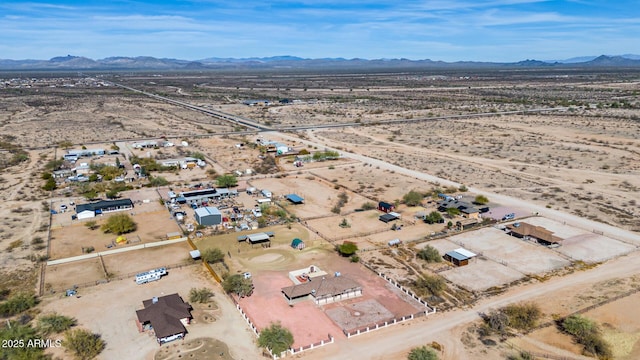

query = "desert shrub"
[0,292,38,317]
[201,248,225,264]
[474,195,489,205]
[501,303,541,331]
[403,190,424,206]
[486,310,510,334]
[417,245,442,263]
[149,176,169,187]
[37,313,76,335]
[0,321,48,359]
[506,351,535,360]
[84,221,98,231]
[414,274,446,296]
[258,322,294,355]
[64,328,105,360]
[361,202,376,210]
[562,315,612,359]
[189,288,214,304]
[407,345,439,360]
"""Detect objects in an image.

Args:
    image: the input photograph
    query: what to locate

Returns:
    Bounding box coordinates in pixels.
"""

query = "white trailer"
[135,267,167,285]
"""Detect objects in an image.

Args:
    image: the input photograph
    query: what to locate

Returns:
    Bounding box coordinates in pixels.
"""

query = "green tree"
[188,288,214,304]
[408,346,439,360]
[101,214,137,235]
[45,159,64,171]
[190,152,206,161]
[64,328,105,360]
[403,190,424,206]
[83,189,98,201]
[336,242,358,257]
[417,245,442,263]
[201,248,225,264]
[105,189,120,199]
[474,195,489,205]
[424,211,443,224]
[222,274,254,297]
[37,313,76,335]
[43,177,57,191]
[445,207,460,218]
[258,322,294,355]
[216,174,238,188]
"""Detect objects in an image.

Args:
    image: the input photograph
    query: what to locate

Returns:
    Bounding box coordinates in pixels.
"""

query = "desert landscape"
[1,67,639,360]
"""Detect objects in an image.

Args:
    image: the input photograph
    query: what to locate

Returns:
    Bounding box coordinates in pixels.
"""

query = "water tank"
[152,297,158,304]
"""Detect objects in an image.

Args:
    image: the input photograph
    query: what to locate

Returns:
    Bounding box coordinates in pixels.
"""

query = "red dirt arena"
[237,254,426,348]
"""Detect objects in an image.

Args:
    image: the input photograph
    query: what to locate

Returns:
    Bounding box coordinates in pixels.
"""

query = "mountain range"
[0,54,639,71]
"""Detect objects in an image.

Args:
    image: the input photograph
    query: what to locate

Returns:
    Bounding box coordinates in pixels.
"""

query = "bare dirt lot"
[40,266,261,360]
[44,242,194,293]
[49,207,182,259]
[249,175,372,219]
[446,227,571,275]
[44,257,106,292]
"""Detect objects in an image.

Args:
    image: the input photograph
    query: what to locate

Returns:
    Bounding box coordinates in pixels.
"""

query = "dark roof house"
[136,293,192,345]
[75,199,134,214]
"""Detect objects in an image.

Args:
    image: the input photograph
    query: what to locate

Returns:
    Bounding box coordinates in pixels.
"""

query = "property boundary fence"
[362,262,436,312]
[227,283,335,360]
[46,237,189,265]
[504,341,581,360]
[343,310,430,338]
[45,260,197,294]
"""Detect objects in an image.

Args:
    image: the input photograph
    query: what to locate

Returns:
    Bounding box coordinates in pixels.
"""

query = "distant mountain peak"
[0,54,639,70]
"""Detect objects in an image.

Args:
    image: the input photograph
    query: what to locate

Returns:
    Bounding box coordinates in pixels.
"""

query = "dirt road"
[271,130,640,359]
[275,131,640,245]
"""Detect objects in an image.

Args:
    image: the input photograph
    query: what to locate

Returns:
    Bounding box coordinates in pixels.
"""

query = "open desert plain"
[0,68,639,360]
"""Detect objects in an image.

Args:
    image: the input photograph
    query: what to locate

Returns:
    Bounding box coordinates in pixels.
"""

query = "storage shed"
[291,238,305,250]
[286,194,304,204]
[194,207,222,226]
[444,248,477,267]
[378,201,395,213]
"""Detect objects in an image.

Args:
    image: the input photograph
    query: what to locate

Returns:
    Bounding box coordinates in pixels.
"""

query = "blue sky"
[0,0,638,61]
